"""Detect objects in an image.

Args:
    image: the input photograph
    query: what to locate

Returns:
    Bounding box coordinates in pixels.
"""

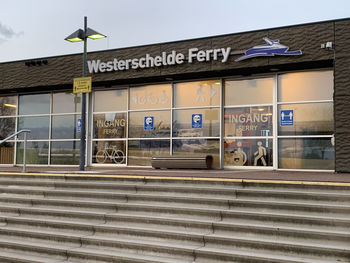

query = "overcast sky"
[1,0,350,63]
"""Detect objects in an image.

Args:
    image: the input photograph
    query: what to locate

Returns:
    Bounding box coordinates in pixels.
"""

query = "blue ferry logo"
[235,37,302,61]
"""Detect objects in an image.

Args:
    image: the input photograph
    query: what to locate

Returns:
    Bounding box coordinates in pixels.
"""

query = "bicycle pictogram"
[95,145,125,164]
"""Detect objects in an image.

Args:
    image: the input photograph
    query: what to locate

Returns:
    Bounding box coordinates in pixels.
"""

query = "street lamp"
[65,16,106,171]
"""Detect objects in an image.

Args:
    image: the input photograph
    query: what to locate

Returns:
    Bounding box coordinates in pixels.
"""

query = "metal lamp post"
[65,16,106,171]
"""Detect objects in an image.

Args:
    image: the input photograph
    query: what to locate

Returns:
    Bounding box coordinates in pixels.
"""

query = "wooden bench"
[151,155,213,169]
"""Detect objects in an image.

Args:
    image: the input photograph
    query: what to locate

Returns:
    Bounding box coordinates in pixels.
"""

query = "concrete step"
[1,194,349,229]
[194,246,334,263]
[1,184,349,217]
[0,223,347,263]
[0,173,349,192]
[0,236,190,263]
[1,210,349,261]
[0,250,61,263]
[1,194,349,233]
[1,204,349,249]
[228,198,350,216]
[0,174,349,263]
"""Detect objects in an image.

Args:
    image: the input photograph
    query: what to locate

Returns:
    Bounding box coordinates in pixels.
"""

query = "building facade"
[0,18,349,172]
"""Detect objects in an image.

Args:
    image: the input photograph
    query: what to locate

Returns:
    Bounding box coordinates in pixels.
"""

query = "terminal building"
[0,18,349,172]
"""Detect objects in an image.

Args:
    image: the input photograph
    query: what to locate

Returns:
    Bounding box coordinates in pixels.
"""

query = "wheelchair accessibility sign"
[280,110,294,126]
[192,114,202,128]
[144,116,154,130]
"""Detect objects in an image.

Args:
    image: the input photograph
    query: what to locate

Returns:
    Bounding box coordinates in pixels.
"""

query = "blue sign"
[235,37,302,62]
[144,116,154,130]
[77,118,82,132]
[192,114,202,129]
[280,110,294,126]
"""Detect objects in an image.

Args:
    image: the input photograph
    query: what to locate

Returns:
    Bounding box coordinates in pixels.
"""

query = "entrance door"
[224,77,274,169]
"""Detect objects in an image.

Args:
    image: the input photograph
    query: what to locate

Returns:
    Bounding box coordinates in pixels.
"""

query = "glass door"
[224,77,274,169]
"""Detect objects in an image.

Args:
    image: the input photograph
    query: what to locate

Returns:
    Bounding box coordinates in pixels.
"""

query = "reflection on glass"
[278,138,334,170]
[94,89,128,112]
[172,139,220,168]
[224,139,273,167]
[51,141,80,165]
[93,113,127,139]
[174,80,220,108]
[19,94,50,115]
[18,116,50,139]
[130,84,171,110]
[0,118,15,139]
[224,106,273,137]
[16,141,49,165]
[129,111,170,138]
[278,70,333,102]
[0,96,17,116]
[53,92,81,113]
[225,78,273,106]
[52,115,81,139]
[0,142,14,164]
[128,140,170,166]
[93,140,126,164]
[173,109,220,137]
[278,103,333,136]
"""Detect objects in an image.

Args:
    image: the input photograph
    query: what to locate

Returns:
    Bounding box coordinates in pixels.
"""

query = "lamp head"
[86,28,106,40]
[65,29,84,42]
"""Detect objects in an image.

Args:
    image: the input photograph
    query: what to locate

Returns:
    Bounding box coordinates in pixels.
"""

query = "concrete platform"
[0,166,350,184]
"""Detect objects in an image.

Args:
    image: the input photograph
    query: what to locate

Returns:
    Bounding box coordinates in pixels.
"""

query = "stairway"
[0,173,348,263]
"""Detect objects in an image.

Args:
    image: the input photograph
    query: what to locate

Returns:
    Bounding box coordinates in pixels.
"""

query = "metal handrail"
[0,130,31,173]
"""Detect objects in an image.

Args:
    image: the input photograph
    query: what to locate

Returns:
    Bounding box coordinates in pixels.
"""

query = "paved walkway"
[0,166,350,183]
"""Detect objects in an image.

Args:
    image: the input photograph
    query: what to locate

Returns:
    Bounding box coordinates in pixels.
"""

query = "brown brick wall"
[334,20,350,172]
[0,21,335,92]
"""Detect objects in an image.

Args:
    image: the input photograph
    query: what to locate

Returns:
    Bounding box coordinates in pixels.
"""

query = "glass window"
[224,106,273,137]
[0,96,17,116]
[0,118,16,139]
[130,84,171,110]
[51,141,80,165]
[52,115,81,139]
[52,92,81,113]
[278,138,334,170]
[128,140,170,166]
[129,111,170,138]
[174,80,220,108]
[92,140,126,164]
[94,89,128,112]
[172,139,220,168]
[18,94,50,115]
[16,141,49,165]
[278,103,333,136]
[0,142,14,164]
[225,78,273,106]
[278,71,333,102]
[18,116,50,140]
[93,113,127,139]
[173,108,220,137]
[224,138,273,167]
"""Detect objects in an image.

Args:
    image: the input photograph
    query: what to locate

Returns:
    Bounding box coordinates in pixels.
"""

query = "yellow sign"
[73,77,92,93]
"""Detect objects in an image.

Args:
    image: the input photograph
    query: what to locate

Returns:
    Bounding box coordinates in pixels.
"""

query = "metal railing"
[0,130,31,173]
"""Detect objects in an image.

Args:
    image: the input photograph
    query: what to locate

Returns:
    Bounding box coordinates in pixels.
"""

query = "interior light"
[4,103,17,108]
[258,108,265,111]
